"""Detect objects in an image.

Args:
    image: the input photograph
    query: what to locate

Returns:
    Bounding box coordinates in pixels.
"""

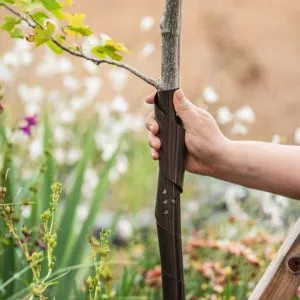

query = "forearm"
[213,140,300,199]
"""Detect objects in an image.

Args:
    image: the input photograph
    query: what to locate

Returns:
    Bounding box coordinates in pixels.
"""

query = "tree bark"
[155,1,185,299]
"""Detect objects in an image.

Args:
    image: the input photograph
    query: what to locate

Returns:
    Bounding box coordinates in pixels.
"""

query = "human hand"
[145,89,230,176]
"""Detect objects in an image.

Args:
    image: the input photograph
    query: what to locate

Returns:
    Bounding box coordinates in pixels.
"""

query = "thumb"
[173,89,195,123]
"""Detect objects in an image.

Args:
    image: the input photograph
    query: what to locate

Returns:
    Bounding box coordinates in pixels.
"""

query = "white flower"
[76,204,89,222]
[139,43,155,58]
[115,154,128,174]
[0,63,12,81]
[29,139,43,160]
[36,51,72,76]
[18,84,44,103]
[19,51,33,66]
[58,57,72,73]
[202,86,219,104]
[94,131,118,160]
[21,205,32,219]
[82,167,99,199]
[63,75,80,91]
[235,105,255,124]
[13,39,32,52]
[231,122,248,135]
[59,109,76,124]
[2,52,19,67]
[81,35,100,56]
[10,130,28,145]
[54,126,69,144]
[67,148,82,165]
[71,96,88,111]
[84,76,102,98]
[108,68,128,92]
[271,135,281,144]
[54,148,66,164]
[217,106,233,125]
[123,114,144,132]
[140,16,155,31]
[83,60,98,74]
[95,102,111,126]
[24,103,40,115]
[111,95,128,113]
[115,219,133,240]
[295,128,300,144]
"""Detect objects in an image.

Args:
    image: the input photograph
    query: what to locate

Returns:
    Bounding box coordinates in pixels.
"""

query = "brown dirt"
[1,0,300,142]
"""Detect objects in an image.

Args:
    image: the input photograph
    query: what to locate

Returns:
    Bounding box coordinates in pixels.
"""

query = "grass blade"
[54,128,94,268]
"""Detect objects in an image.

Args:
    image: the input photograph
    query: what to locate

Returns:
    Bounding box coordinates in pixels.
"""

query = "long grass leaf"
[54,128,94,268]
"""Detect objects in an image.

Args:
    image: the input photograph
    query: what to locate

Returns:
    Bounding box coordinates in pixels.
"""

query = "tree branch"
[1,4,161,90]
[160,0,182,90]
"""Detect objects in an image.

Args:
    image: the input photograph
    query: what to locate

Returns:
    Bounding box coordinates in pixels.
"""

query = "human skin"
[145,89,300,200]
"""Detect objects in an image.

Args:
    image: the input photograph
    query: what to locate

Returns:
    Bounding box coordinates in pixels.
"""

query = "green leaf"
[10,28,24,39]
[0,0,15,4]
[45,21,55,36]
[31,11,49,25]
[47,40,63,54]
[62,12,92,36]
[1,16,21,32]
[64,25,92,36]
[54,128,95,269]
[91,40,130,61]
[26,27,49,47]
[39,111,56,216]
[41,0,61,11]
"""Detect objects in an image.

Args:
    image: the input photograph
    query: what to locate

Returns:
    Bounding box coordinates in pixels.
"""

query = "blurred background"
[1,0,300,299]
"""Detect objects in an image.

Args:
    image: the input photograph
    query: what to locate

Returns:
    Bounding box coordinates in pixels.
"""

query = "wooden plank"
[249,218,300,300]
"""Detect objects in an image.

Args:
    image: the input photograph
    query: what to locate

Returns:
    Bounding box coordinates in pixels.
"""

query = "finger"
[145,92,156,104]
[148,133,161,150]
[145,111,159,134]
[173,89,198,126]
[151,148,159,160]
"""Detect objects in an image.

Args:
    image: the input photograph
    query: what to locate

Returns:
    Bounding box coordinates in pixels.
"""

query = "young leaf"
[47,40,63,54]
[63,13,92,36]
[45,21,56,36]
[64,25,92,36]
[41,0,61,11]
[26,27,49,46]
[91,39,130,61]
[0,0,15,4]
[1,16,21,32]
[31,11,49,25]
[10,27,24,39]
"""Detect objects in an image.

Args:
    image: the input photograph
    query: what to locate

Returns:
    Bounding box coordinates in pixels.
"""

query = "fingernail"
[175,89,185,101]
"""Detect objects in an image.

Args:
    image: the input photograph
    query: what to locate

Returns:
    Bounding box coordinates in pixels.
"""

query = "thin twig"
[1,4,161,89]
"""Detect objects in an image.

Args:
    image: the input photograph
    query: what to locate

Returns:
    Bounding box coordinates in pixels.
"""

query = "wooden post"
[249,218,300,300]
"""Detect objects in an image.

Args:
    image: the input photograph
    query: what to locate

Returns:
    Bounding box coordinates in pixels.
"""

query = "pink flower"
[24,115,37,126]
[19,114,38,136]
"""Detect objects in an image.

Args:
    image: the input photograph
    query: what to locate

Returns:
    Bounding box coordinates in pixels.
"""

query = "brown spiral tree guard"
[154,89,186,300]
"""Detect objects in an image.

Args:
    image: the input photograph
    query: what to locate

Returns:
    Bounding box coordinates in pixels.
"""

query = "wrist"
[209,137,235,178]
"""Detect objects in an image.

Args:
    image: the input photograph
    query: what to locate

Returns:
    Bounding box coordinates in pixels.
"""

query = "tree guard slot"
[287,255,300,274]
[154,89,186,300]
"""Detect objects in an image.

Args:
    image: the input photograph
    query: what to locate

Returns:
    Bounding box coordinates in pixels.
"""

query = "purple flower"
[0,103,3,114]
[19,114,38,136]
[19,125,32,136]
[24,115,37,126]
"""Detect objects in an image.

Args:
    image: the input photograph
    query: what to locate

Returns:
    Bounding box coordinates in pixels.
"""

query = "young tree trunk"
[155,1,185,299]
